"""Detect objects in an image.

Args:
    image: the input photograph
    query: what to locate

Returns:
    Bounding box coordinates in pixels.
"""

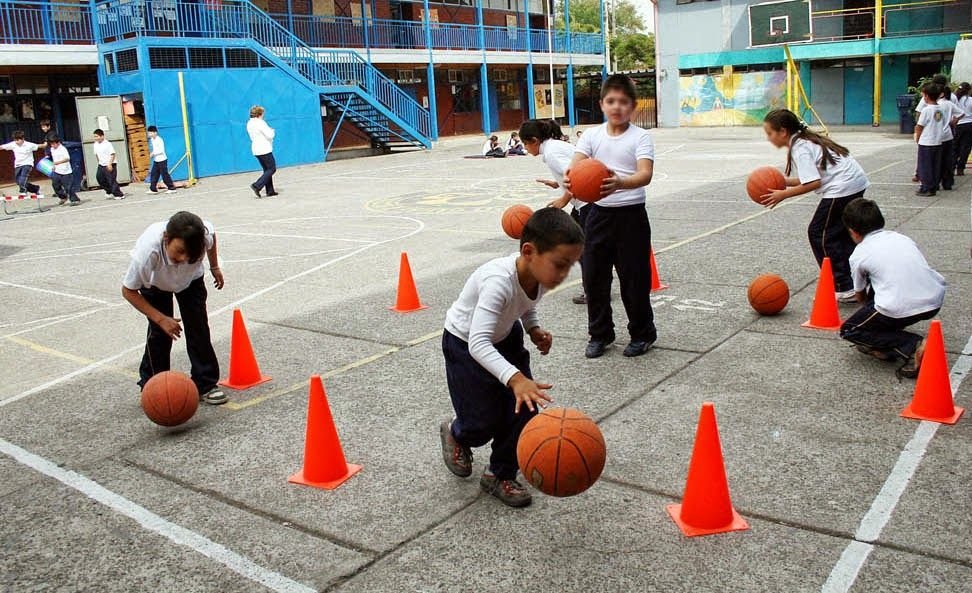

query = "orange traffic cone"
[390,252,427,313]
[289,375,362,490]
[801,257,842,330]
[218,309,271,390]
[650,247,668,292]
[667,402,749,537]
[901,321,964,424]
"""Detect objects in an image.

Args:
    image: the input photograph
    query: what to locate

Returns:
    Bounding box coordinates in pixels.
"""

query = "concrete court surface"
[0,126,970,593]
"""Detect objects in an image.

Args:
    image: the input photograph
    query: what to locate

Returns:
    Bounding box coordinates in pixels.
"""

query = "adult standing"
[246,105,277,198]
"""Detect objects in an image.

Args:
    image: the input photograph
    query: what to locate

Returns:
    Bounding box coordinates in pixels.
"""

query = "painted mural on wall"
[679,70,787,126]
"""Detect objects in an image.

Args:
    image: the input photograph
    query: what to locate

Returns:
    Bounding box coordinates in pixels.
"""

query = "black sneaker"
[250,184,262,199]
[914,190,935,197]
[439,421,472,477]
[585,339,613,359]
[623,340,654,358]
[572,293,587,305]
[480,473,532,508]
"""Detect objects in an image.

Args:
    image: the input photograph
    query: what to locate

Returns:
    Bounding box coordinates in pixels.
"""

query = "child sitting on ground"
[506,132,527,155]
[482,135,507,158]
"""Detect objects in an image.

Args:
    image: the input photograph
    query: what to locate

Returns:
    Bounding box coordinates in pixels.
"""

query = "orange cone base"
[218,375,272,391]
[900,404,964,425]
[651,282,669,293]
[666,503,750,537]
[288,463,362,490]
[389,304,428,314]
[801,320,841,331]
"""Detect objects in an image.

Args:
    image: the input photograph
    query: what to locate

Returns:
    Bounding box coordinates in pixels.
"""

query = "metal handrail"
[0,0,93,44]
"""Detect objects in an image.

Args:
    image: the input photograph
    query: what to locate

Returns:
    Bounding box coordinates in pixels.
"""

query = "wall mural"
[679,70,787,126]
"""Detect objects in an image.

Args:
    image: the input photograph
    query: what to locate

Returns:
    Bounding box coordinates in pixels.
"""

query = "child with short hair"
[506,131,527,155]
[122,211,227,405]
[39,119,57,159]
[566,74,656,359]
[1,130,44,195]
[48,136,80,206]
[439,207,583,508]
[953,82,972,176]
[761,109,871,302]
[839,198,945,378]
[147,125,177,194]
[482,135,506,158]
[92,128,125,199]
[914,83,945,197]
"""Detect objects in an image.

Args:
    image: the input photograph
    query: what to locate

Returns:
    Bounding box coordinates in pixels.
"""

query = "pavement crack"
[250,319,406,348]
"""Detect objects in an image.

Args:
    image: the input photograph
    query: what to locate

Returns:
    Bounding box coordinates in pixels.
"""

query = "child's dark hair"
[12,130,24,140]
[921,82,942,100]
[39,119,51,127]
[48,134,60,143]
[147,125,158,133]
[842,198,885,236]
[956,82,971,100]
[93,128,104,136]
[764,109,850,175]
[518,119,564,144]
[600,74,637,104]
[165,211,208,264]
[521,207,584,252]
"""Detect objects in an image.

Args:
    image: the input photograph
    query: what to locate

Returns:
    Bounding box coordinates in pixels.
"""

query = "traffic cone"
[650,247,668,292]
[801,257,842,330]
[218,309,271,390]
[289,375,362,490]
[901,321,964,424]
[390,252,427,313]
[666,402,749,537]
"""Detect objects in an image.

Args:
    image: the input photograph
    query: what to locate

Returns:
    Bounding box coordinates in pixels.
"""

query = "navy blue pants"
[954,123,972,173]
[939,139,954,190]
[916,144,941,194]
[149,159,175,191]
[840,300,939,361]
[807,191,863,294]
[443,323,535,480]
[96,164,124,197]
[253,152,276,193]
[51,171,78,203]
[14,165,39,194]
[582,203,656,344]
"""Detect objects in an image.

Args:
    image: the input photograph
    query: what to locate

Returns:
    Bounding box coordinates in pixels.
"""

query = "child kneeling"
[439,208,583,507]
[839,199,945,378]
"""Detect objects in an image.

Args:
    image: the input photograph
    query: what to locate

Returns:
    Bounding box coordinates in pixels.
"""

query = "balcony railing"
[811,0,971,42]
[0,0,93,44]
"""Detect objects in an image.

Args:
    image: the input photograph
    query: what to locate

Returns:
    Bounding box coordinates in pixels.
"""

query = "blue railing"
[0,0,93,44]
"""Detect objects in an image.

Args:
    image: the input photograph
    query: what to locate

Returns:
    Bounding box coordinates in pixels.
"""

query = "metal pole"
[361,0,370,61]
[476,0,490,133]
[177,72,196,185]
[423,0,438,139]
[546,0,554,119]
[566,0,574,127]
[872,0,883,126]
[524,0,535,118]
[600,0,609,76]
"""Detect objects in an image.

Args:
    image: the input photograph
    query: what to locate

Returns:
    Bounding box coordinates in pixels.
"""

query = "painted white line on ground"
[821,334,972,593]
[0,438,316,593]
[218,231,376,244]
[0,305,122,340]
[221,247,355,264]
[0,280,113,305]
[3,249,131,263]
[2,239,132,256]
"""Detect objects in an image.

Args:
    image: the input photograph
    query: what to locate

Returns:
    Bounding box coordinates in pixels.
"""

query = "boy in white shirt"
[953,82,972,176]
[1,130,44,195]
[566,74,656,359]
[914,84,945,196]
[482,134,506,158]
[147,125,176,194]
[246,105,277,198]
[48,136,80,206]
[439,208,583,508]
[122,211,227,405]
[840,198,945,378]
[92,128,125,199]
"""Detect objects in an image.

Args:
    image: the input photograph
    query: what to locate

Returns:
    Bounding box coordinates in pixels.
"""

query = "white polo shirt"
[93,139,117,166]
[541,138,585,210]
[246,117,275,156]
[916,104,945,146]
[850,229,945,318]
[956,96,972,125]
[2,141,39,167]
[50,144,72,175]
[790,137,870,199]
[150,136,167,162]
[123,220,215,293]
[574,122,654,207]
[937,98,960,142]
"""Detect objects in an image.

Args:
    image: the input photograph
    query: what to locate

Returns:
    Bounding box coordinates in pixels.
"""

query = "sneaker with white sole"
[200,388,228,405]
[835,290,857,303]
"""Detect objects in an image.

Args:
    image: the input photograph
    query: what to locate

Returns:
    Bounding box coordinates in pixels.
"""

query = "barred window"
[115,48,139,73]
[189,48,224,69]
[225,48,259,68]
[149,47,188,69]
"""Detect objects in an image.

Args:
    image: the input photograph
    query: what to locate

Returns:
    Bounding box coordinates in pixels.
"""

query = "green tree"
[612,32,654,70]
[556,0,653,70]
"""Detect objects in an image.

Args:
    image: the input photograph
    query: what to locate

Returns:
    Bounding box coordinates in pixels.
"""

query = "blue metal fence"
[0,0,93,44]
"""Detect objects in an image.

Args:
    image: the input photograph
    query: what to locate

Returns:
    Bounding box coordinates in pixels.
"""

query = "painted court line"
[0,280,113,305]
[0,438,316,593]
[218,231,376,244]
[821,334,972,593]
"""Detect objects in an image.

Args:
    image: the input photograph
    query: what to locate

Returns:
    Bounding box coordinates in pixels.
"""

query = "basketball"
[747,273,790,315]
[567,158,611,203]
[140,371,199,427]
[35,157,54,178]
[501,204,533,239]
[746,166,786,203]
[517,407,606,497]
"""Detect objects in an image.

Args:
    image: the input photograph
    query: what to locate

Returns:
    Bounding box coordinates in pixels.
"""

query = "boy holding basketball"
[122,211,227,405]
[439,208,583,508]
[839,199,945,378]
[566,74,656,359]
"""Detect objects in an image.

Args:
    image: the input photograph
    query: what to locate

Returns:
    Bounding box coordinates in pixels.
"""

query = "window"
[149,47,188,69]
[496,81,520,111]
[116,48,139,72]
[104,54,115,76]
[452,82,479,113]
[189,48,224,69]
[225,48,259,68]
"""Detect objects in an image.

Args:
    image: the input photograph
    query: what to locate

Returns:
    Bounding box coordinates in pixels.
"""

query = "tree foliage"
[555,0,654,70]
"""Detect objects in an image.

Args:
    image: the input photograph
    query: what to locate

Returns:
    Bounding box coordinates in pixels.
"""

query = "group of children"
[481,129,582,159]
[913,75,972,196]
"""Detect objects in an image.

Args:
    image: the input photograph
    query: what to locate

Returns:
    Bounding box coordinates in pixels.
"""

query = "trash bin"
[62,141,87,191]
[896,94,916,134]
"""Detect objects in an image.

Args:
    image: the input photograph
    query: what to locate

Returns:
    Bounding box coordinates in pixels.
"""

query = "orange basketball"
[140,371,199,427]
[501,204,533,239]
[517,407,606,497]
[567,158,611,203]
[747,273,790,315]
[746,166,786,203]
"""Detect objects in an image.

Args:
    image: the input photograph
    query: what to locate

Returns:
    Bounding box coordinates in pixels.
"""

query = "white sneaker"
[166,189,176,194]
[836,290,857,303]
[146,189,159,194]
[111,194,126,200]
[200,388,227,405]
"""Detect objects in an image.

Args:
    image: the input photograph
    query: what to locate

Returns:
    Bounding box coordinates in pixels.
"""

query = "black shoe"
[265,191,279,197]
[571,293,587,305]
[480,473,532,508]
[942,186,953,191]
[623,340,654,358]
[250,184,262,199]
[585,339,613,359]
[914,190,935,197]
[439,421,472,477]
[957,170,965,176]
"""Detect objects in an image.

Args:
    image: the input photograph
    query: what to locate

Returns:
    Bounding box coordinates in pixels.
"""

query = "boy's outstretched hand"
[509,373,553,414]
[536,178,559,189]
[528,327,553,355]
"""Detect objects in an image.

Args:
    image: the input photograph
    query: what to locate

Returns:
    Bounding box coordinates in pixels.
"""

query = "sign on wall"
[534,84,565,119]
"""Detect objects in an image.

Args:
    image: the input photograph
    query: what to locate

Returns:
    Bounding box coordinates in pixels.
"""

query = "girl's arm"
[785,176,801,187]
[760,179,822,209]
[207,233,224,289]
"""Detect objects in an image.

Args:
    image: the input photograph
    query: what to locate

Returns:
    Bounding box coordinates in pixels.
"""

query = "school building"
[0,0,606,183]
[654,0,971,128]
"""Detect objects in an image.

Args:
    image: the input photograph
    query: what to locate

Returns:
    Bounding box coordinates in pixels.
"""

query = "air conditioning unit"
[493,69,509,82]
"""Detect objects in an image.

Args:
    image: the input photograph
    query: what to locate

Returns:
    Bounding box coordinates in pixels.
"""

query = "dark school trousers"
[939,139,954,190]
[138,276,220,395]
[582,203,656,344]
[50,171,78,203]
[954,123,972,173]
[808,191,863,294]
[253,152,276,193]
[916,144,941,194]
[96,164,124,197]
[14,165,39,194]
[443,323,535,480]
[570,204,590,287]
[149,158,175,191]
[840,301,939,361]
